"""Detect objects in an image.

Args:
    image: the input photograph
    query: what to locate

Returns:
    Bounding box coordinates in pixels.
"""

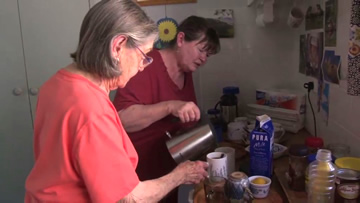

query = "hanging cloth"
[347,0,360,95]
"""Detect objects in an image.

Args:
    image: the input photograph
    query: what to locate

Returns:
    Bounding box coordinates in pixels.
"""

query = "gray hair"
[70,0,158,79]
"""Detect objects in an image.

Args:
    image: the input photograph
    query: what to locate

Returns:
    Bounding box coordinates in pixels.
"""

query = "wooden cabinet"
[0,1,89,202]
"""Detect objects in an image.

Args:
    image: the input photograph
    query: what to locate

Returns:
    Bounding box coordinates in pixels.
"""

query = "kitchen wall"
[296,0,360,156]
[142,0,299,114]
[142,0,360,157]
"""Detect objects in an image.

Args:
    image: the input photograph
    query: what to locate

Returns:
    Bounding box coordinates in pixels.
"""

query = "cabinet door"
[18,0,90,119]
[0,1,35,202]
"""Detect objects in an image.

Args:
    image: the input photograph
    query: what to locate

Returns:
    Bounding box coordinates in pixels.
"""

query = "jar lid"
[337,168,360,180]
[305,137,324,148]
[207,108,220,115]
[223,86,239,95]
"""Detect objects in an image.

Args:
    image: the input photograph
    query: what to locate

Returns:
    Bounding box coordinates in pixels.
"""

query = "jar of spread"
[287,144,309,191]
[335,168,360,203]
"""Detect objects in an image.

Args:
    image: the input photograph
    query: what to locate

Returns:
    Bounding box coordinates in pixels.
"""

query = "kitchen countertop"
[192,129,312,203]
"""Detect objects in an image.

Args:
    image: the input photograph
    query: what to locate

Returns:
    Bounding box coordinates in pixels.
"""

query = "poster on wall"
[325,0,338,46]
[205,9,234,38]
[320,83,330,126]
[299,35,307,74]
[305,2,324,30]
[347,0,360,95]
[306,32,324,78]
[321,50,341,84]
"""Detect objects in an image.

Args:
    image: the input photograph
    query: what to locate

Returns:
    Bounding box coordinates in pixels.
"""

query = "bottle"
[305,153,316,193]
[219,86,239,123]
[307,149,337,203]
[207,108,225,142]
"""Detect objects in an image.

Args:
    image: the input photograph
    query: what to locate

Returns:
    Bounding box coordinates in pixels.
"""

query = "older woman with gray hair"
[24,0,208,202]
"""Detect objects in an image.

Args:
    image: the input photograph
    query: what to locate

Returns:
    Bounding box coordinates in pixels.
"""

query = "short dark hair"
[168,16,220,55]
[70,0,158,79]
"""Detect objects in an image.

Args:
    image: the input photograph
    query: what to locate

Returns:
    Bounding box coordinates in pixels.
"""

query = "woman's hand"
[168,101,201,123]
[173,160,208,184]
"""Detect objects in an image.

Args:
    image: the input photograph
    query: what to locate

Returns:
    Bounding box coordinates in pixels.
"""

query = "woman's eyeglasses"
[135,46,153,68]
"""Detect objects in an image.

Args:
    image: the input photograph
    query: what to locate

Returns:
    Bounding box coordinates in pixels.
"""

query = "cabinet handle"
[29,88,39,96]
[13,88,24,96]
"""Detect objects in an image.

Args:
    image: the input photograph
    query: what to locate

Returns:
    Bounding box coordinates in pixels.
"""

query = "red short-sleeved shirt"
[113,49,197,181]
[25,69,139,203]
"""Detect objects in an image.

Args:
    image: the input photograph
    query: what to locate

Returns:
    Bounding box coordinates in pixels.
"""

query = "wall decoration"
[306,32,324,79]
[321,50,341,84]
[317,71,324,113]
[154,17,178,50]
[320,83,330,126]
[136,0,196,6]
[299,35,307,74]
[347,0,360,96]
[325,0,338,46]
[205,9,234,38]
[305,3,324,30]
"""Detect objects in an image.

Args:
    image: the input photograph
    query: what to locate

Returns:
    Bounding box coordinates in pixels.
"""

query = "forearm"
[118,101,171,132]
[118,171,182,202]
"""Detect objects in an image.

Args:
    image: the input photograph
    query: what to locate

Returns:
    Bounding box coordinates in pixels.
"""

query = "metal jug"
[166,124,216,164]
[215,86,239,124]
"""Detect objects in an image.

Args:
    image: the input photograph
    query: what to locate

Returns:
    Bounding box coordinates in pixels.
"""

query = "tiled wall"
[296,0,360,156]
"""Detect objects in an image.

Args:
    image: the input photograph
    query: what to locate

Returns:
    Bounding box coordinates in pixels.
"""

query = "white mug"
[227,121,247,142]
[207,152,228,178]
[215,147,236,175]
[287,7,304,28]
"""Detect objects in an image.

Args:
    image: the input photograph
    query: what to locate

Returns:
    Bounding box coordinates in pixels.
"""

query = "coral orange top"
[25,69,139,203]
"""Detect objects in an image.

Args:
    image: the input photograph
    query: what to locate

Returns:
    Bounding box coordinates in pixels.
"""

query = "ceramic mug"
[287,7,304,28]
[207,152,228,178]
[227,121,247,142]
[215,147,236,175]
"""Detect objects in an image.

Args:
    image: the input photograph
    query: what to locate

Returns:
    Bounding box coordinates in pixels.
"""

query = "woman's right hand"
[167,101,200,123]
[173,160,208,184]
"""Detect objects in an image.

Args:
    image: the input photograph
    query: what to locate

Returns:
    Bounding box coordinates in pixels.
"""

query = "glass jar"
[326,143,350,159]
[204,176,230,203]
[287,144,309,191]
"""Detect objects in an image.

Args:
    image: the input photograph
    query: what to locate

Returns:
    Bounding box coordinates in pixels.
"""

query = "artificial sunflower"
[157,17,178,43]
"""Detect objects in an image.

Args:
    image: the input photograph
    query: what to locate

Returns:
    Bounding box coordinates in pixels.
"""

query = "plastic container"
[307,149,337,203]
[335,157,360,171]
[305,137,324,154]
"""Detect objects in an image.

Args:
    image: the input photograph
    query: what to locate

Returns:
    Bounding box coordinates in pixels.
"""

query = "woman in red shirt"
[25,1,208,202]
[113,16,220,202]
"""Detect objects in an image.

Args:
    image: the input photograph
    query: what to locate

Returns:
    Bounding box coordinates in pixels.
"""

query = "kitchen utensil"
[166,124,216,164]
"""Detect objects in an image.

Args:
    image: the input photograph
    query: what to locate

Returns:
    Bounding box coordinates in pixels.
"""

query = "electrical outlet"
[304,81,314,92]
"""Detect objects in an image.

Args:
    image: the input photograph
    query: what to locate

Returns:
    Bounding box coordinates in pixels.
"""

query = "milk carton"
[250,114,274,178]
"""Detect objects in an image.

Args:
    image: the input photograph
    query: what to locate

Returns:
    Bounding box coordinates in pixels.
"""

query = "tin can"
[225,172,246,201]
[335,168,360,203]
